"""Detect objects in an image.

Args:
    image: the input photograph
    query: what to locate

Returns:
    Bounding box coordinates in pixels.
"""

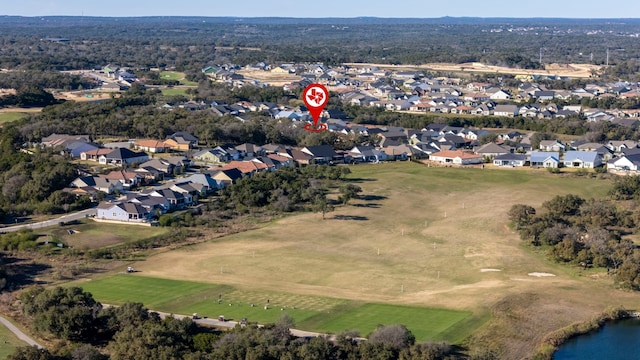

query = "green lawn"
[0,112,28,124]
[160,71,198,86]
[0,319,28,358]
[76,275,473,341]
[161,88,189,96]
[300,303,474,341]
[46,220,169,250]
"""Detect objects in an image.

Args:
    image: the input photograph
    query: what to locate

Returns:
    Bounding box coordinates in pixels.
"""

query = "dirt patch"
[236,70,302,86]
[345,62,601,78]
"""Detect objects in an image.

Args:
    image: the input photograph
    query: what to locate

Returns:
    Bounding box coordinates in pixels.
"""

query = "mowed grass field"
[75,163,640,349]
[0,320,27,358]
[0,111,28,124]
[49,220,169,250]
[160,71,198,86]
[77,274,475,341]
[161,88,189,96]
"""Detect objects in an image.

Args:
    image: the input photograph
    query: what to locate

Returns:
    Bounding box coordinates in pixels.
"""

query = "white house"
[530,151,560,168]
[562,151,602,169]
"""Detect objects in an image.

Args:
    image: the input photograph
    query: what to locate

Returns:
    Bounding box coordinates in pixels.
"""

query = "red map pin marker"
[302,83,329,133]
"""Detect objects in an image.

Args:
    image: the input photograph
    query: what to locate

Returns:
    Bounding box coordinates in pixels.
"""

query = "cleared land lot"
[76,163,640,354]
[51,220,169,250]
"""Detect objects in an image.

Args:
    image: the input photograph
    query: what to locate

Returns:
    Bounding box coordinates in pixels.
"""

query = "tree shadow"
[352,203,381,208]
[2,256,52,289]
[346,177,377,183]
[360,195,387,201]
[332,215,369,221]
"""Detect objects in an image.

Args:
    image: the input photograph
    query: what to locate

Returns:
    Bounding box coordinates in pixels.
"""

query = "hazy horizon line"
[1,15,639,20]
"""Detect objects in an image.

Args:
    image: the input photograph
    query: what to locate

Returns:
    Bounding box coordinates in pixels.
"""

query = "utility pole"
[606,48,610,67]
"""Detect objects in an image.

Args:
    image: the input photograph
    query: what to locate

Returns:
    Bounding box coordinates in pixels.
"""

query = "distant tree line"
[0,71,96,91]
[10,286,458,360]
[0,88,62,108]
[0,17,639,73]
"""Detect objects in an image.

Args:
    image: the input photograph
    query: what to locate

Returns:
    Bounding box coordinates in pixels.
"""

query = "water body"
[554,318,640,360]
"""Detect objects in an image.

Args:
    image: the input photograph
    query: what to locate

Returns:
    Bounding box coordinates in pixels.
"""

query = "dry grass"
[236,70,302,86]
[124,163,640,357]
[345,62,601,78]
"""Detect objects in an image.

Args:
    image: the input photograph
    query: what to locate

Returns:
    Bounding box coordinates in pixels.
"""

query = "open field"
[0,320,27,359]
[160,71,198,86]
[73,163,640,355]
[76,274,474,341]
[48,220,169,250]
[345,62,601,78]
[237,70,301,86]
[0,111,28,124]
[161,88,189,96]
[54,91,114,102]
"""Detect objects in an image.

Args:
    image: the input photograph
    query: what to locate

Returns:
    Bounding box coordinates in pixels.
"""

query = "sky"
[1,0,640,18]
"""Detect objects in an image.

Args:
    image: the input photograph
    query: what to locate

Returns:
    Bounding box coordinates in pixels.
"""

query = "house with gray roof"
[493,153,528,167]
[562,151,602,169]
[97,202,150,223]
[530,151,560,168]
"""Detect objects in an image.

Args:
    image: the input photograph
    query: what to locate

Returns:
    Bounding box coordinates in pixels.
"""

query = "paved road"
[108,305,331,339]
[0,315,43,348]
[0,208,97,233]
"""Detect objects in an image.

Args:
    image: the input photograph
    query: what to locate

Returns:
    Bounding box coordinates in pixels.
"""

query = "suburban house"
[165,132,198,151]
[193,147,229,163]
[127,194,170,214]
[220,160,269,176]
[235,143,264,159]
[81,148,112,161]
[301,145,339,164]
[135,140,169,153]
[99,148,149,166]
[179,173,221,193]
[139,159,174,175]
[207,168,243,187]
[539,140,566,152]
[530,151,560,168]
[97,202,150,223]
[349,146,387,163]
[383,144,424,161]
[41,134,91,148]
[607,153,640,173]
[66,141,100,158]
[474,143,510,157]
[562,151,602,169]
[146,189,191,210]
[71,176,123,194]
[99,170,142,190]
[493,105,519,117]
[493,153,528,167]
[428,150,483,165]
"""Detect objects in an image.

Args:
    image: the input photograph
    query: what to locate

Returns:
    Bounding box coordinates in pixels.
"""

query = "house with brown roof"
[429,150,483,165]
[99,170,142,190]
[81,148,112,161]
[219,161,269,176]
[135,139,169,153]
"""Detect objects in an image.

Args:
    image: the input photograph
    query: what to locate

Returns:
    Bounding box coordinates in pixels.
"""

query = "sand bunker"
[480,268,502,272]
[528,272,556,277]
